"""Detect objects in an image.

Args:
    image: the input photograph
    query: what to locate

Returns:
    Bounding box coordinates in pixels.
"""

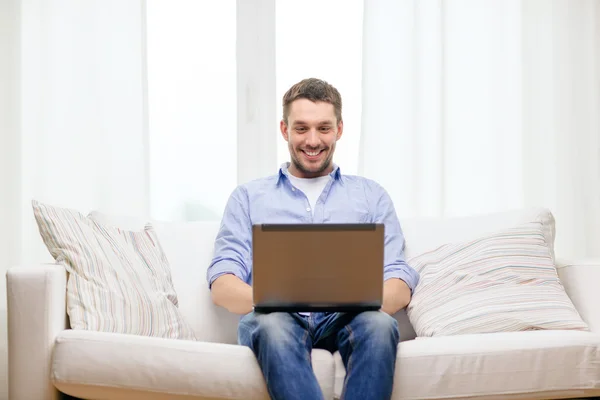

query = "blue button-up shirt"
[206,163,420,293]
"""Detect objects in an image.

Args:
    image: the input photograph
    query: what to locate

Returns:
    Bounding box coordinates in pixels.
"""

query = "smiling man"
[207,78,419,400]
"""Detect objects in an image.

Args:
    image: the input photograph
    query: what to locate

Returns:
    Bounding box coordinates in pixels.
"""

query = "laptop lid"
[252,223,384,312]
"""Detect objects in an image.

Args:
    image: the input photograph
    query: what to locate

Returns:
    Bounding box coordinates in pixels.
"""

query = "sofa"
[6,207,600,400]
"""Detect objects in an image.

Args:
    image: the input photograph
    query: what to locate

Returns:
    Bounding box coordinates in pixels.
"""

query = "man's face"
[280,99,343,178]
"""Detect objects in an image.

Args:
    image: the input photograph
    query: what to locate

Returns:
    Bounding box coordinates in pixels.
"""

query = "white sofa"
[6,207,600,400]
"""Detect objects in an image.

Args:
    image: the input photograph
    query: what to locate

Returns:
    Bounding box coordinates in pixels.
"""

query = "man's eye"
[320,127,331,132]
[296,127,306,132]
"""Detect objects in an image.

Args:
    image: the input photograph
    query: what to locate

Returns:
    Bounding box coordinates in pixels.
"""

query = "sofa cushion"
[392,207,559,340]
[399,207,556,260]
[32,201,196,340]
[406,214,588,337]
[90,211,241,344]
[334,330,600,399]
[52,329,335,400]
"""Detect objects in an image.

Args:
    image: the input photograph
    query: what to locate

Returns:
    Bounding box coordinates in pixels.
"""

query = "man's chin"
[296,162,330,176]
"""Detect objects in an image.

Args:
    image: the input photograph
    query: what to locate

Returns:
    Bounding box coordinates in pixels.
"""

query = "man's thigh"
[238,311,310,348]
[312,311,398,352]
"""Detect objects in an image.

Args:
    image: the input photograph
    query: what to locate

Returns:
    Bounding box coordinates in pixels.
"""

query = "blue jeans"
[238,311,399,400]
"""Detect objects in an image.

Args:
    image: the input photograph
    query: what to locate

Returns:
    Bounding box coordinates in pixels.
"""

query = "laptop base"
[253,303,381,314]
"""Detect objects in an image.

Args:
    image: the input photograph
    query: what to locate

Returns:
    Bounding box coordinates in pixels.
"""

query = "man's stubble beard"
[290,142,336,177]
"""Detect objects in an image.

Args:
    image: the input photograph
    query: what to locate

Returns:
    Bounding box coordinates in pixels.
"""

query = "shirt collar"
[276,162,342,185]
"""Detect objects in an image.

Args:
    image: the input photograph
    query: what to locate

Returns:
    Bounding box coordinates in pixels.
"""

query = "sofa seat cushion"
[52,329,335,400]
[334,330,600,400]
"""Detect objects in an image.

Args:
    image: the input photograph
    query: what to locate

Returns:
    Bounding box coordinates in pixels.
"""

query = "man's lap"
[238,310,398,353]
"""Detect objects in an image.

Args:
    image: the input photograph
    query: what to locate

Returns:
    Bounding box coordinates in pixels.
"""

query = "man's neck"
[288,163,333,179]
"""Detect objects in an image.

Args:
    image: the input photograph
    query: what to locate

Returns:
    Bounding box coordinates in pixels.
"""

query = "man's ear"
[336,120,344,141]
[280,120,289,141]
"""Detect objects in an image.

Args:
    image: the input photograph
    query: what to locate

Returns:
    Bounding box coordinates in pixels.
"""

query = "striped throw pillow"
[406,220,588,336]
[32,200,196,340]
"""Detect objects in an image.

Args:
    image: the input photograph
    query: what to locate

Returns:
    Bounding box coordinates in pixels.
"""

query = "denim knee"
[349,311,400,344]
[238,312,304,349]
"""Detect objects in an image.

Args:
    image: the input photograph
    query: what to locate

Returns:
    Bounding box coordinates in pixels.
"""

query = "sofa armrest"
[7,264,68,400]
[556,258,600,333]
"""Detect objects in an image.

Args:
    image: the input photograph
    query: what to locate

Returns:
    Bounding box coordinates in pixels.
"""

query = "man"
[207,78,419,400]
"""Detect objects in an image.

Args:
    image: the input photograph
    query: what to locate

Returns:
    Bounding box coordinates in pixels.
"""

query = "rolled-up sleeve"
[372,184,420,293]
[206,186,252,288]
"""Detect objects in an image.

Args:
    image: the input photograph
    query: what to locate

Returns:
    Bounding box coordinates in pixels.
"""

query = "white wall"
[0,0,20,397]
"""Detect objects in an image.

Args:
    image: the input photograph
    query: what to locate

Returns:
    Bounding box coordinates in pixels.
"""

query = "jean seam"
[341,325,355,400]
[302,325,311,366]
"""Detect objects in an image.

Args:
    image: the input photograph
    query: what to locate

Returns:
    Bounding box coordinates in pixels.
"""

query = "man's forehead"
[288,100,336,123]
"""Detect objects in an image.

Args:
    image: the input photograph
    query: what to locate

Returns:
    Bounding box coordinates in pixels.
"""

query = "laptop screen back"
[252,223,384,312]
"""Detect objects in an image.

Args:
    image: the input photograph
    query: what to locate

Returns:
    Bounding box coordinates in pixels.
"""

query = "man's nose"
[305,129,320,147]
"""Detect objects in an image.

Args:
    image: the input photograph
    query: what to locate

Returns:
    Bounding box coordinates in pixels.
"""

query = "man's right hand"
[210,274,254,315]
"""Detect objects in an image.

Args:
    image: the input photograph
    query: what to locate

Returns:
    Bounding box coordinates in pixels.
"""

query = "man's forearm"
[210,274,253,315]
[381,278,411,315]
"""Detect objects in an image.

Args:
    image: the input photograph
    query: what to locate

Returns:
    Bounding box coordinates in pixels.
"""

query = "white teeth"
[305,150,320,156]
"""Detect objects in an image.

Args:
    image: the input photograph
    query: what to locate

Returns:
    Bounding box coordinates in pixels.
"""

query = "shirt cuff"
[384,266,420,294]
[207,260,247,288]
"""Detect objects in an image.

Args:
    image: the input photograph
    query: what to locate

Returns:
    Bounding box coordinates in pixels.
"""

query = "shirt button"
[292,187,296,191]
[306,207,311,212]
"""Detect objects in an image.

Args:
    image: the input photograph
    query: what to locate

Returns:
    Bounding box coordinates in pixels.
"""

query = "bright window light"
[275,0,364,175]
[146,0,237,221]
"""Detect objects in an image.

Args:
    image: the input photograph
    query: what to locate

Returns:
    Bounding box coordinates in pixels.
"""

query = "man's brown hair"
[282,78,342,124]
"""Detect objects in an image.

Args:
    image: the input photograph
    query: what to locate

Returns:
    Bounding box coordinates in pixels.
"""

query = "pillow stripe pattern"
[406,220,588,336]
[32,200,196,340]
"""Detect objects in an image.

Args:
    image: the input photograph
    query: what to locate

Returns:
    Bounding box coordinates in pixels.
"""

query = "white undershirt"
[287,173,330,215]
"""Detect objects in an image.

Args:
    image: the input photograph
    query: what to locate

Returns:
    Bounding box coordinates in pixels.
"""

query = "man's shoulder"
[233,173,279,196]
[243,173,279,188]
[340,173,386,193]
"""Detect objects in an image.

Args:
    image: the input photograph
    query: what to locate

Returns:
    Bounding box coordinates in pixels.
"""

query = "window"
[275,0,364,175]
[146,0,237,221]
[146,1,364,221]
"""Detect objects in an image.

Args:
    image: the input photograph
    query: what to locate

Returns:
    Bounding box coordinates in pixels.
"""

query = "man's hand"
[381,278,411,315]
[210,274,254,315]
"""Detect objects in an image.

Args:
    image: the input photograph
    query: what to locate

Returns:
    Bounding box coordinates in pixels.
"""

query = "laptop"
[252,223,384,313]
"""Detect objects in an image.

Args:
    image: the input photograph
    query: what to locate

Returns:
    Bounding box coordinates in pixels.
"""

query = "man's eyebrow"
[292,120,334,125]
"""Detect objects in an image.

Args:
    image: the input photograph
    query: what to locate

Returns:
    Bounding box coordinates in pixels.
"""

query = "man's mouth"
[301,149,324,158]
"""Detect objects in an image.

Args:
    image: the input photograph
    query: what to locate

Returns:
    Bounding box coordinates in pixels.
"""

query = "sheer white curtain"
[521,0,600,260]
[1,2,148,399]
[16,0,149,264]
[360,0,600,259]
